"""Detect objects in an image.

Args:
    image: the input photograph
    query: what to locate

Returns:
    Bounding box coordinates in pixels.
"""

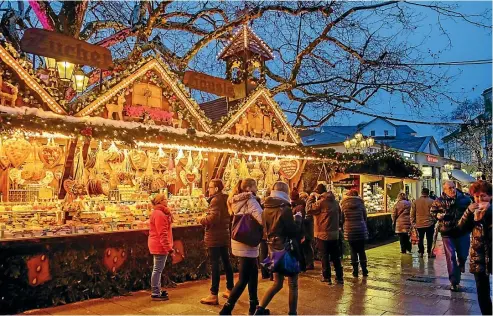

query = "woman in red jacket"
[148,194,174,301]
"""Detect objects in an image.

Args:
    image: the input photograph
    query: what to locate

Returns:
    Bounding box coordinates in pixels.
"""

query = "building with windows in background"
[302,117,471,199]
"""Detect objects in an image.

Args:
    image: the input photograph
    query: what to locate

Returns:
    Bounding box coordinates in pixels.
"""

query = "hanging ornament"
[175,148,185,165]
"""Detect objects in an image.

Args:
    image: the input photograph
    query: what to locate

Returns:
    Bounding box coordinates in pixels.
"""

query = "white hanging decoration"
[175,148,185,164]
[157,145,165,158]
[73,146,85,183]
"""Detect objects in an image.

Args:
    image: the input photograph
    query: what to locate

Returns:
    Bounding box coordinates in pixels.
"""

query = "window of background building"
[371,130,375,136]
[384,130,389,136]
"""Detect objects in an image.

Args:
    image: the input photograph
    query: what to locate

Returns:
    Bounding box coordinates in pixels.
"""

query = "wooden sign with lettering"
[183,71,235,98]
[279,159,300,180]
[20,29,113,69]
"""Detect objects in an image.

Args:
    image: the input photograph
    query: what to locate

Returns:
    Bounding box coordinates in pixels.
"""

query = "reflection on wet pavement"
[23,238,486,315]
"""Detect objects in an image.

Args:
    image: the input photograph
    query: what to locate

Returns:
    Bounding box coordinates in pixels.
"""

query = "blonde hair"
[398,192,408,201]
[227,178,257,214]
[151,193,167,206]
[273,181,289,194]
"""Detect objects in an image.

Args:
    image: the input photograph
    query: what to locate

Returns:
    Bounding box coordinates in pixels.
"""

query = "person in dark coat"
[307,187,344,285]
[340,189,369,277]
[200,179,234,305]
[291,188,307,272]
[458,180,492,315]
[256,182,302,315]
[392,192,412,254]
[431,180,472,292]
[411,188,436,258]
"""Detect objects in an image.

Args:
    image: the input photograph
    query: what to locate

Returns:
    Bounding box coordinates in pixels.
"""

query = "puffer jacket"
[392,200,412,233]
[411,195,435,228]
[458,203,492,274]
[263,191,301,252]
[340,196,368,241]
[229,192,263,258]
[200,193,230,248]
[306,192,342,241]
[148,205,173,255]
[431,190,472,237]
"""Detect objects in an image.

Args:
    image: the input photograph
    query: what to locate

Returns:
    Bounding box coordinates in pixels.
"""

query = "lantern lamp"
[56,61,75,82]
[343,139,351,150]
[72,69,89,93]
[350,138,357,148]
[355,132,363,141]
[360,140,367,149]
[367,137,375,147]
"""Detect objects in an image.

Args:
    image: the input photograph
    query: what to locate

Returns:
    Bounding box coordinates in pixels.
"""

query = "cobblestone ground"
[23,238,490,315]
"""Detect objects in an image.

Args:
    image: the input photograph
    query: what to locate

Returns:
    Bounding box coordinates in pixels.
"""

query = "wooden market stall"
[0,30,310,313]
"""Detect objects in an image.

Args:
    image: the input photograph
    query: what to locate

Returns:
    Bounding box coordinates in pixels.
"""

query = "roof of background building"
[199,98,241,123]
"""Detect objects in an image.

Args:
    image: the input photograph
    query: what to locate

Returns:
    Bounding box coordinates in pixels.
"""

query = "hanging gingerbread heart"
[3,137,32,168]
[186,173,196,183]
[39,143,63,169]
[278,159,300,180]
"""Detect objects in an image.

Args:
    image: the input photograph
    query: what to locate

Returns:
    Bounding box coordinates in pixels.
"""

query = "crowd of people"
[146,177,492,315]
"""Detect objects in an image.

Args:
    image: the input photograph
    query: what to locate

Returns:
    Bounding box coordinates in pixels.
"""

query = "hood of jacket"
[264,196,291,209]
[154,204,171,215]
[341,195,364,207]
[230,192,255,213]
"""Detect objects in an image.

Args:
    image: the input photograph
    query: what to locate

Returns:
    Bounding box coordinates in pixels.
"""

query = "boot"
[361,261,369,277]
[219,302,234,315]
[254,306,270,315]
[200,294,218,305]
[351,262,359,277]
[249,300,259,315]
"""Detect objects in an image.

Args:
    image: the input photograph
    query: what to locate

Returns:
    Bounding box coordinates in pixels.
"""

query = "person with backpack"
[200,179,234,305]
[220,178,263,315]
[255,182,302,315]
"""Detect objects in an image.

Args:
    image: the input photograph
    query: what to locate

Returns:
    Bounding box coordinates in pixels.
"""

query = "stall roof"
[450,169,476,184]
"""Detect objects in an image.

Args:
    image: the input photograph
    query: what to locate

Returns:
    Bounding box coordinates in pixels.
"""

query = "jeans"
[398,233,412,253]
[260,273,299,315]
[442,234,471,286]
[151,254,168,295]
[227,257,258,306]
[417,225,435,254]
[348,240,367,264]
[259,240,270,278]
[316,238,343,280]
[474,272,492,315]
[208,247,234,295]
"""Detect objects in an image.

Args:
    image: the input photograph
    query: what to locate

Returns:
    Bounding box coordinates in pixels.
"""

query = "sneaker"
[200,294,218,305]
[336,279,344,285]
[151,292,169,301]
[320,277,330,283]
[460,265,465,273]
[362,270,369,277]
[428,252,436,258]
[327,279,333,285]
[222,289,232,299]
[450,284,460,292]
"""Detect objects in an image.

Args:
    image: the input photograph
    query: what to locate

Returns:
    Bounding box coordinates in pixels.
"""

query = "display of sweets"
[363,183,384,214]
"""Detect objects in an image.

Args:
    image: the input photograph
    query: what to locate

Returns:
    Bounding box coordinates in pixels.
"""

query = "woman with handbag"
[392,192,412,254]
[148,194,174,301]
[220,178,263,315]
[255,182,302,315]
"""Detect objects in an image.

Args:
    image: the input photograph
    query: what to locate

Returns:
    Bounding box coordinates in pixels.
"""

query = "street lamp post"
[344,133,375,153]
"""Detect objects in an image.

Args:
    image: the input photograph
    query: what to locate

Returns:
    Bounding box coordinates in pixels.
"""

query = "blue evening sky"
[321,1,492,143]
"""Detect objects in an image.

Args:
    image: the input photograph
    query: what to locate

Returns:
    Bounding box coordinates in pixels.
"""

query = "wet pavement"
[23,238,488,315]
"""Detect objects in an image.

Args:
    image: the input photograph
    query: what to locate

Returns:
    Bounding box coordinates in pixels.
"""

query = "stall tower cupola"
[217,24,274,99]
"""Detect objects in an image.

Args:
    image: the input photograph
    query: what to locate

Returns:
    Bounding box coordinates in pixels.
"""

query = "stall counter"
[0,225,219,314]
